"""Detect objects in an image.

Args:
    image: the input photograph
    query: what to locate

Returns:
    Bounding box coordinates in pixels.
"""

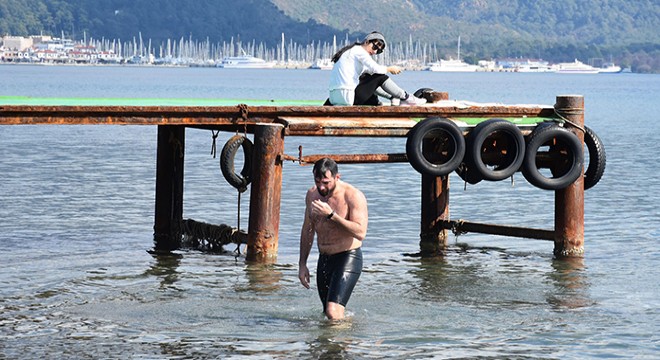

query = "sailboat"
[426,37,479,72]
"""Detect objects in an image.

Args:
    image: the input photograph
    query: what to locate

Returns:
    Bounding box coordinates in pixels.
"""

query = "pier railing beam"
[246,123,285,263]
[554,95,585,258]
[420,174,449,256]
[153,125,185,252]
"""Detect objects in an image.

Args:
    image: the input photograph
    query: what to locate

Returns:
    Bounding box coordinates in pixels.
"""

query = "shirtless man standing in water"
[298,158,368,320]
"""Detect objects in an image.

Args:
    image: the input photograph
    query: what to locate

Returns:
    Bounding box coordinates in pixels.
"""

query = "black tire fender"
[466,118,525,181]
[220,134,253,192]
[583,125,606,190]
[406,117,466,176]
[522,124,584,190]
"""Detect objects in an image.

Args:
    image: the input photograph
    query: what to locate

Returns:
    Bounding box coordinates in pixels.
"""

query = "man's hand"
[311,199,333,218]
[299,264,310,289]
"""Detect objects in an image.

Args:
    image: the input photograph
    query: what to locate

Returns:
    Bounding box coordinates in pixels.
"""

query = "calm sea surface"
[1,65,658,359]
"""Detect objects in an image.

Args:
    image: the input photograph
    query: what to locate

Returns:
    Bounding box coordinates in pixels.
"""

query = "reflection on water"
[293,316,357,359]
[243,263,284,293]
[547,257,592,310]
[145,251,183,289]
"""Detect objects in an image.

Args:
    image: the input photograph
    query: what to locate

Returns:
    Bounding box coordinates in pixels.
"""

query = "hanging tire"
[466,118,525,181]
[220,134,253,192]
[583,125,606,190]
[522,124,584,190]
[406,117,465,176]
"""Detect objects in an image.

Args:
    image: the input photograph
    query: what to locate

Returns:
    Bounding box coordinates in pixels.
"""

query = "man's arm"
[298,192,315,288]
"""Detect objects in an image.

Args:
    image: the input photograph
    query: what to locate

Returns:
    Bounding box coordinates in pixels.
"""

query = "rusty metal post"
[420,174,449,256]
[246,123,285,262]
[554,95,585,258]
[153,125,185,252]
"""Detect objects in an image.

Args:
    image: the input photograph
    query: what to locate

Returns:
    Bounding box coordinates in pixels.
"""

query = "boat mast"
[457,36,461,60]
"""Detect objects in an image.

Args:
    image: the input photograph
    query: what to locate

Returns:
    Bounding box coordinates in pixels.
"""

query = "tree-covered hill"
[271,0,660,71]
[0,0,356,45]
[1,0,659,71]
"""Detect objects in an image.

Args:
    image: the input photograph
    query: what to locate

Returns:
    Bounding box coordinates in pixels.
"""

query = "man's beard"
[317,186,334,197]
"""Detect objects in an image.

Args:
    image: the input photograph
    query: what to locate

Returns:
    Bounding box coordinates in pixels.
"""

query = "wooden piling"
[246,123,285,262]
[554,95,585,258]
[153,125,185,252]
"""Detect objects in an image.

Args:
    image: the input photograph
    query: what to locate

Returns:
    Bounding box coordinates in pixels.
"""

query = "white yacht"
[515,60,554,73]
[426,59,479,72]
[426,36,478,72]
[217,55,276,69]
[554,59,599,74]
[598,63,623,73]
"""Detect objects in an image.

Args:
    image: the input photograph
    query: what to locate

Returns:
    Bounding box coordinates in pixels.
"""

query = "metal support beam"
[440,220,554,240]
[420,174,449,256]
[246,123,285,263]
[153,125,185,252]
[554,95,585,258]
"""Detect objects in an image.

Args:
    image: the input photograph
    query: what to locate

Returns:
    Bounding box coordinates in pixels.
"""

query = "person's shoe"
[390,97,400,106]
[400,95,427,106]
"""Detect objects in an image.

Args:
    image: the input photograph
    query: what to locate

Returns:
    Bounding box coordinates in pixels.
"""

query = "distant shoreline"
[0,61,636,74]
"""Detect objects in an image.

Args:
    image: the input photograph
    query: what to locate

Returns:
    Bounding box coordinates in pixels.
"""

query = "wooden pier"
[0,95,587,262]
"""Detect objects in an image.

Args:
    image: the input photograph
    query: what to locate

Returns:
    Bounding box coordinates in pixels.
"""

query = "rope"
[210,130,220,158]
[451,219,468,237]
[238,103,249,121]
[180,219,247,253]
[553,106,585,133]
[237,103,249,135]
[235,191,242,257]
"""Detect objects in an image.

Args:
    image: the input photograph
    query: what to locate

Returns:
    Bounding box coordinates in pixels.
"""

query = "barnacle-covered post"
[554,95,585,258]
[153,125,185,252]
[246,123,285,262]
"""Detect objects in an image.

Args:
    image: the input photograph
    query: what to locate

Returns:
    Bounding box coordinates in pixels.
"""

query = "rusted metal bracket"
[280,145,408,165]
[441,219,554,241]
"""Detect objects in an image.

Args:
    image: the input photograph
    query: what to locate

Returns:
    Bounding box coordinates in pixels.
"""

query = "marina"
[2,34,627,72]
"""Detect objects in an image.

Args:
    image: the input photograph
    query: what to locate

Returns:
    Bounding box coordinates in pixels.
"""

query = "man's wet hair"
[313,158,338,179]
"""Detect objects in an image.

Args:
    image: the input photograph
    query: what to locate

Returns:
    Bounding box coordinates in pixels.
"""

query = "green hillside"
[1,0,659,71]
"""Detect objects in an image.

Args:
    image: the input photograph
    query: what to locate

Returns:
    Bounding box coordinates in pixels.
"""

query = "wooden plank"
[0,103,556,126]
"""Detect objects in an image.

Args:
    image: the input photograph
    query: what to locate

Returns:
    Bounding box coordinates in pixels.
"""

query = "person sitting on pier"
[327,31,426,106]
[298,158,368,320]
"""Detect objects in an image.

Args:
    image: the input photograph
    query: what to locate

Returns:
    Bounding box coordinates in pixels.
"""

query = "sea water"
[0,65,658,359]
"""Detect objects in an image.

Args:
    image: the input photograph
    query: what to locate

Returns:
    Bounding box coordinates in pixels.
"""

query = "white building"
[2,36,34,51]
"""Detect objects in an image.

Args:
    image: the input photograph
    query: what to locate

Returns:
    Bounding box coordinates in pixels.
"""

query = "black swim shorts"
[316,248,363,311]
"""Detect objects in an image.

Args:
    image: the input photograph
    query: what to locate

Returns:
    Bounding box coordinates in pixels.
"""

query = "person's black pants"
[324,73,390,106]
[353,73,389,105]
